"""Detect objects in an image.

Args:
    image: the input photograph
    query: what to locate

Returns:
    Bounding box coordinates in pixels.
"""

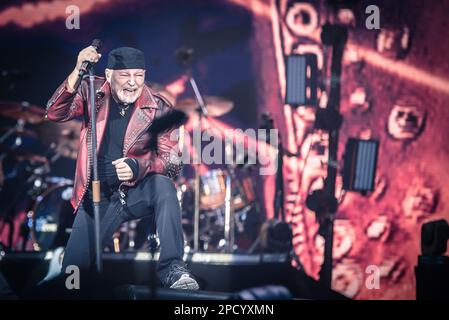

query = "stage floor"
[0,251,346,299]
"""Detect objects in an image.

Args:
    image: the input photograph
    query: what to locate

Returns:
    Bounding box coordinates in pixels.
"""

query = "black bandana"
[107,47,145,70]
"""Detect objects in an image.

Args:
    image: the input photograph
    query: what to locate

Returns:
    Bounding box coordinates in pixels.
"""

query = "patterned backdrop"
[0,0,448,299]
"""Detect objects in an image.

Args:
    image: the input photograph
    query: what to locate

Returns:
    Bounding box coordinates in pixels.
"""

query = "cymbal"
[0,145,48,164]
[0,126,38,139]
[0,101,45,124]
[175,96,234,118]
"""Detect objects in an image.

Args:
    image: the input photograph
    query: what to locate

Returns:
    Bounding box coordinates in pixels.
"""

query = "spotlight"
[285,54,318,106]
[342,138,379,193]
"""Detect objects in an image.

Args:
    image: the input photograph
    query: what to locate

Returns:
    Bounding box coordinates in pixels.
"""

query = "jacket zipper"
[118,119,153,203]
[75,122,92,211]
[75,103,101,211]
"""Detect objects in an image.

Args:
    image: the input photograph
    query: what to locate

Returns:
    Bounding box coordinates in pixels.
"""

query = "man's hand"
[112,158,134,181]
[75,45,102,71]
[67,45,102,93]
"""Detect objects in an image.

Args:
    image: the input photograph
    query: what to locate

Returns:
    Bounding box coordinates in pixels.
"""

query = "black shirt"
[97,97,134,190]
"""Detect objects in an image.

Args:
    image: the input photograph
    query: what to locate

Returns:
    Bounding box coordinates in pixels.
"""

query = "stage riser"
[0,254,345,299]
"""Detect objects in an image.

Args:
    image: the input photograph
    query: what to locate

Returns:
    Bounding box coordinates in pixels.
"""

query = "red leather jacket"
[46,77,181,212]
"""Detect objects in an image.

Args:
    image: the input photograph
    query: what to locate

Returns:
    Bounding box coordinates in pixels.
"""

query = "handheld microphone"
[78,39,102,79]
[73,39,101,90]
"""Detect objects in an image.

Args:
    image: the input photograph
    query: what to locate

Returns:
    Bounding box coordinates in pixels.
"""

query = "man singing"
[46,45,199,290]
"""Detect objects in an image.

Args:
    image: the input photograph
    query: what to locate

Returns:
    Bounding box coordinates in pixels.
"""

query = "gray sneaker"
[164,264,199,290]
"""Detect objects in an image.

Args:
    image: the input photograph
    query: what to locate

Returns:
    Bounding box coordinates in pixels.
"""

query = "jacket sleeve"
[134,98,183,181]
[46,78,85,122]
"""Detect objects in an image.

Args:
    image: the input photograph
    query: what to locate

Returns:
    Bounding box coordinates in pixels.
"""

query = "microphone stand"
[88,66,102,274]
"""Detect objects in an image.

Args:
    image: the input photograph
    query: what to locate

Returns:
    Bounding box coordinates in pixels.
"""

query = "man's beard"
[115,87,143,104]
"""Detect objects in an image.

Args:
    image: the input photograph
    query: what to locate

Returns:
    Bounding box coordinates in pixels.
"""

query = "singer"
[46,45,199,290]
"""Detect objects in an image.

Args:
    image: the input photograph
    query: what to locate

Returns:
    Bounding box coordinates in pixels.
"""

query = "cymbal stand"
[0,119,25,145]
[187,76,208,252]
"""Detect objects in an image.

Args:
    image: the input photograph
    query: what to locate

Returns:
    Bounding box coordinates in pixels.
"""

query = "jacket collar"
[93,79,159,154]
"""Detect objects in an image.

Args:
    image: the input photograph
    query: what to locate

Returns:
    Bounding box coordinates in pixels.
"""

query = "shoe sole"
[170,277,200,290]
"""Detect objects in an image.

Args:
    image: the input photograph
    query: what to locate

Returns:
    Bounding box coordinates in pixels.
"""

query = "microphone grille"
[92,39,102,50]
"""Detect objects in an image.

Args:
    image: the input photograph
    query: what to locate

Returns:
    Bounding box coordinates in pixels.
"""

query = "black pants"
[61,174,185,282]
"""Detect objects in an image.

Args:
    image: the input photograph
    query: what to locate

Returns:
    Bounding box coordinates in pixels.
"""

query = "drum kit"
[173,92,261,252]
[0,100,78,252]
[177,167,260,252]
[0,92,261,254]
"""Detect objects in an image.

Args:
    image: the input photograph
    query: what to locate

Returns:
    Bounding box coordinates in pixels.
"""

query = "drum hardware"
[0,158,49,251]
[175,47,238,252]
[112,231,121,253]
[27,181,75,252]
[0,112,79,252]
[0,119,26,145]
[127,220,137,250]
[223,173,235,252]
[0,101,46,125]
[173,121,260,253]
[175,96,234,119]
[179,78,207,252]
[176,165,260,253]
[20,164,73,252]
[175,48,260,252]
[106,221,138,253]
[35,119,81,160]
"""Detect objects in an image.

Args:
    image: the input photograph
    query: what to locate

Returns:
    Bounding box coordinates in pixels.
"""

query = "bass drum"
[29,182,75,251]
